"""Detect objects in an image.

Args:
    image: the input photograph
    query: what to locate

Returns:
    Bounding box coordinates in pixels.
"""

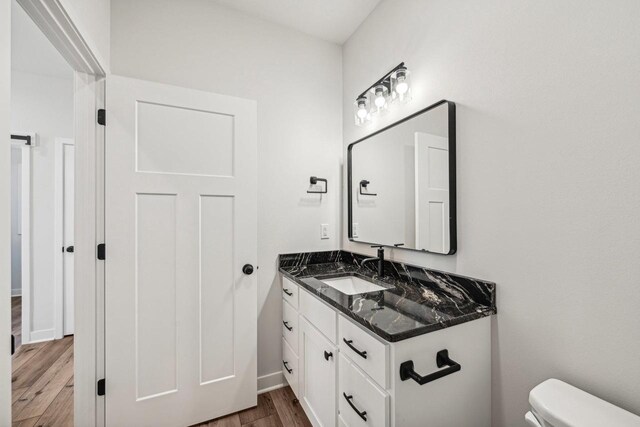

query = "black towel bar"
[399,349,461,385]
[307,176,327,194]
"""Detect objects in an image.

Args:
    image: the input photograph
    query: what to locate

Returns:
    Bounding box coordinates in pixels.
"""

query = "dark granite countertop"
[279,250,496,342]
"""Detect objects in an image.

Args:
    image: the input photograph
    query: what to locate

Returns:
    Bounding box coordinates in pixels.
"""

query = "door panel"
[135,193,177,400]
[199,195,235,384]
[105,75,257,426]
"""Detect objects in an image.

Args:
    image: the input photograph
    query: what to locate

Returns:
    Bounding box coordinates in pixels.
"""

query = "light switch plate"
[321,224,330,240]
[352,223,359,238]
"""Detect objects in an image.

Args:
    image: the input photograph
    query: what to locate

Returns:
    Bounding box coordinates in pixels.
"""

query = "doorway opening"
[10,0,75,424]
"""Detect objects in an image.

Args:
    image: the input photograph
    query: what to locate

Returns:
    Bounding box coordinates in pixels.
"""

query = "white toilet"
[526,379,640,427]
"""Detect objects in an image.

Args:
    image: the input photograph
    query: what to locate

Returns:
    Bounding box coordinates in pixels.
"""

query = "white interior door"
[60,139,75,336]
[105,75,257,427]
[55,138,75,338]
[11,146,22,296]
[415,132,450,253]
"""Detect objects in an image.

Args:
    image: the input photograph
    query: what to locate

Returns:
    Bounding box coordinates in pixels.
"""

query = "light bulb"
[374,89,386,108]
[357,106,368,119]
[395,79,408,95]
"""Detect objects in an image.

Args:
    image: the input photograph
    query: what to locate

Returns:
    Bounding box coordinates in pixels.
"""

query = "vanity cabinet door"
[300,317,337,427]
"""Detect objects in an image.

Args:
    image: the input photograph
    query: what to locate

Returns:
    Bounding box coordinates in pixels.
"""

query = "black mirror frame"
[347,99,457,255]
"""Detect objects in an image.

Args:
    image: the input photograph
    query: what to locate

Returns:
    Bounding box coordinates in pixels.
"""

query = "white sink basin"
[319,276,387,295]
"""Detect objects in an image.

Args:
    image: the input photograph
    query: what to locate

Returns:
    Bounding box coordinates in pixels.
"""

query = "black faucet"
[361,245,385,277]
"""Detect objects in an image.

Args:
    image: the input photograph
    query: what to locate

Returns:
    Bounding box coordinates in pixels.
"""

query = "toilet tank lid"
[529,379,640,427]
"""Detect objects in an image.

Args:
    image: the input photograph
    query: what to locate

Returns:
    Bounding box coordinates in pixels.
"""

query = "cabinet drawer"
[339,354,389,427]
[282,277,299,309]
[300,289,337,344]
[282,299,298,353]
[282,338,299,397]
[339,315,388,388]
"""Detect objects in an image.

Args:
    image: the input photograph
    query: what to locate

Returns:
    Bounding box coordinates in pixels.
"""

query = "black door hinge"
[97,243,106,260]
[97,109,106,126]
[97,379,105,396]
[11,334,15,355]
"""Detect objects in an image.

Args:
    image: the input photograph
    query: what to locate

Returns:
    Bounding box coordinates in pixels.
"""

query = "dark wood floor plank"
[270,387,312,427]
[12,416,39,427]
[12,337,72,390]
[12,341,50,373]
[31,376,74,427]
[238,393,278,424]
[193,413,242,427]
[242,414,283,427]
[13,344,74,421]
[12,388,28,406]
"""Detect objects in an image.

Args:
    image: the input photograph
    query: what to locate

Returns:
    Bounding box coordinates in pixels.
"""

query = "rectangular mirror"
[348,100,456,254]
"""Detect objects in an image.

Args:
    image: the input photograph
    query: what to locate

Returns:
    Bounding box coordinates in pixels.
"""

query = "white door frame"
[54,137,74,339]
[10,133,33,344]
[11,1,107,426]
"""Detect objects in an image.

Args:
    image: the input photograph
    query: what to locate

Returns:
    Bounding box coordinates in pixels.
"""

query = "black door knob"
[66,246,74,253]
[242,264,254,275]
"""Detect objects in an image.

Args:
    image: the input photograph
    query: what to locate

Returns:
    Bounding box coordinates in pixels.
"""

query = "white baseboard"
[11,289,21,297]
[28,328,55,344]
[257,371,285,394]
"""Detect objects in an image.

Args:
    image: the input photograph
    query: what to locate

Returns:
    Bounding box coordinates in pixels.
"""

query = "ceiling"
[213,0,383,44]
[11,0,73,78]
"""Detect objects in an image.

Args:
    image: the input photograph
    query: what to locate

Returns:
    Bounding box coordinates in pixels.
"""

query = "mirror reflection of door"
[415,132,450,253]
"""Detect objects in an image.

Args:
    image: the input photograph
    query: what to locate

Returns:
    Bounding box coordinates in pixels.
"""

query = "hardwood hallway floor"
[10,296,309,427]
[193,386,311,427]
[11,296,74,427]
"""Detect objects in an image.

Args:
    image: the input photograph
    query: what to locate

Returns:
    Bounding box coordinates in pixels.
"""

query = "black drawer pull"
[343,393,367,421]
[343,339,367,359]
[283,288,293,296]
[283,321,293,331]
[283,360,293,374]
[324,350,333,361]
[399,349,461,385]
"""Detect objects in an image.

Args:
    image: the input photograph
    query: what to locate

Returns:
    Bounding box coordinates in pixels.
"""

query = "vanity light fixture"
[353,62,411,126]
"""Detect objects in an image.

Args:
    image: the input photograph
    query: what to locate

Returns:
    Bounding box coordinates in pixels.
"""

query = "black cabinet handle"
[399,349,461,385]
[343,338,367,359]
[66,246,74,253]
[324,350,333,361]
[343,393,367,421]
[242,264,254,275]
[283,288,293,296]
[283,360,292,374]
[283,321,293,331]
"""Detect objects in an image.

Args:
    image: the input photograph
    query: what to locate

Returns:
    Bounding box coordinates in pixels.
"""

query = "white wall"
[343,1,640,426]
[59,0,110,71]
[0,0,12,421]
[110,0,343,387]
[11,70,74,340]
